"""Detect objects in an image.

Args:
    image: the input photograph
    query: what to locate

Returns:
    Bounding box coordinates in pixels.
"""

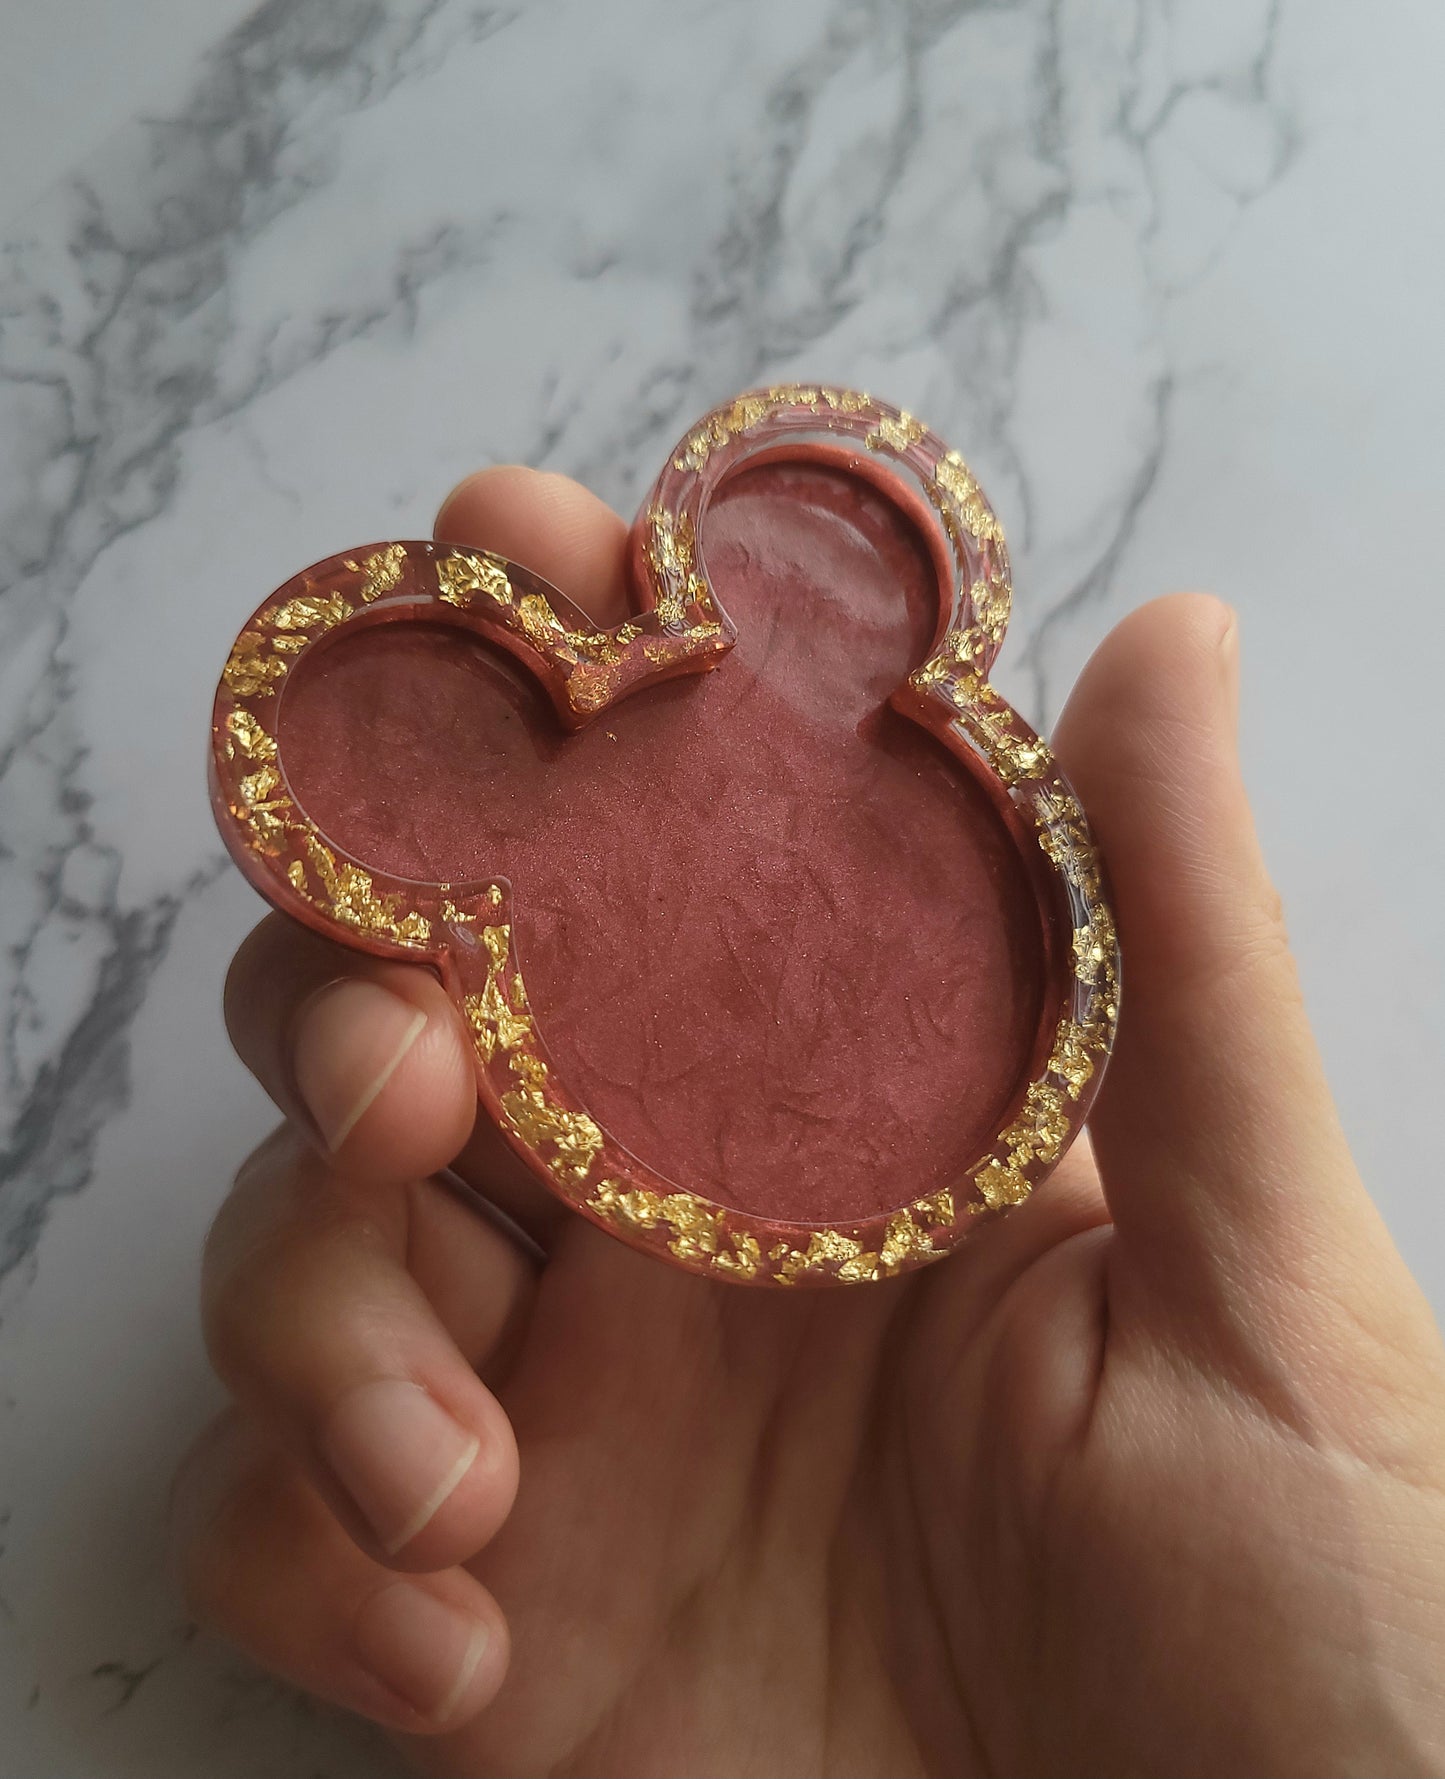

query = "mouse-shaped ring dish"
[210,386,1119,1285]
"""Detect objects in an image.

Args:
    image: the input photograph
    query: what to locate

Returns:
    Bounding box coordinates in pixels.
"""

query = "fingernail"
[292,980,427,1152]
[1217,605,1240,734]
[321,1381,480,1555]
[354,1581,490,1724]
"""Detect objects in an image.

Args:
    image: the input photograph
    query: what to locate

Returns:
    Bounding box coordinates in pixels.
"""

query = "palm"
[424,1136,1445,1779]
[429,1161,1109,1778]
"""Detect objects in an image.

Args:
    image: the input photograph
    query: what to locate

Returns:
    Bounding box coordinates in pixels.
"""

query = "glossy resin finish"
[210,387,1119,1285]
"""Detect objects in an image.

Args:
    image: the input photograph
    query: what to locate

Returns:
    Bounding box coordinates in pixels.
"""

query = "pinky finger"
[172,1413,508,1736]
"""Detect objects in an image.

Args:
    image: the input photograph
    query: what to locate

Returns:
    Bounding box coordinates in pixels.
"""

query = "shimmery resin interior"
[276,458,1052,1226]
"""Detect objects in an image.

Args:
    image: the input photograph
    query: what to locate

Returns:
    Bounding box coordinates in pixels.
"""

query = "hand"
[172,467,1445,1777]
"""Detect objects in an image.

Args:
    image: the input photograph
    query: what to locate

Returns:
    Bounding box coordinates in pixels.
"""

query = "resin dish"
[210,386,1119,1286]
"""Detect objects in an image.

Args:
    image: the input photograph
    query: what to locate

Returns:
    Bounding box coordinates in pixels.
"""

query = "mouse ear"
[211,540,505,969]
[209,530,742,968]
[629,383,1013,676]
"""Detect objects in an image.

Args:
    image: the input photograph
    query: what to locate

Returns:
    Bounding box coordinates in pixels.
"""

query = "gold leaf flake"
[238,765,281,807]
[713,1232,762,1278]
[568,663,614,713]
[437,550,513,608]
[647,509,703,626]
[222,632,288,699]
[301,834,431,948]
[225,707,276,763]
[774,1228,866,1281]
[932,450,1006,546]
[1000,1081,1070,1167]
[266,591,352,633]
[866,410,926,453]
[501,1064,603,1187]
[911,1188,956,1226]
[1046,1019,1098,1100]
[975,1159,1032,1210]
[970,573,1011,642]
[817,387,871,412]
[358,543,407,602]
[1072,906,1117,984]
[879,1211,932,1271]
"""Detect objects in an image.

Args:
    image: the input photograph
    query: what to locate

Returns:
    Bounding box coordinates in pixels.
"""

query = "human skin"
[171,466,1445,1777]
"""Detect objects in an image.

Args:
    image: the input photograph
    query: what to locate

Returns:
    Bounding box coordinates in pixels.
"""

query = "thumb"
[1051,595,1384,1322]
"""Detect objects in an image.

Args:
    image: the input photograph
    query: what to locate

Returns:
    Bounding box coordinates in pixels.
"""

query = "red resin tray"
[210,387,1119,1286]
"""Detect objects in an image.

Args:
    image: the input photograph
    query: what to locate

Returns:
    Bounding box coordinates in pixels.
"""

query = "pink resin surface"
[276,461,1048,1225]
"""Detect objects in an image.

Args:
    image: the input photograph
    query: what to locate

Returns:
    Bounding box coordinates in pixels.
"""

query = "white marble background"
[0,1,1440,1772]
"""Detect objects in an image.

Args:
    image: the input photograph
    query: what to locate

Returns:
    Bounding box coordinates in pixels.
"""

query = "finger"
[173,1414,506,1736]
[918,1136,1109,1350]
[432,463,635,1235]
[227,914,562,1248]
[203,1129,527,1571]
[1051,595,1377,1293]
[225,914,477,1188]
[436,464,630,626]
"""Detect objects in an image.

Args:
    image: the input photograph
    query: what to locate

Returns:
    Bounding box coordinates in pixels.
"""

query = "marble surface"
[0,1,1441,1772]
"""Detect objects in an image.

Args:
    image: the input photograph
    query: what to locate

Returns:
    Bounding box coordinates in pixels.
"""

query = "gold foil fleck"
[1072,906,1117,984]
[1000,1081,1070,1167]
[975,1159,1032,1210]
[238,764,282,807]
[911,1187,956,1226]
[712,1232,762,1278]
[222,632,288,699]
[1046,1018,1098,1099]
[437,550,513,608]
[866,410,926,453]
[463,925,532,1055]
[500,1055,603,1187]
[671,393,775,471]
[481,977,531,1053]
[286,860,305,892]
[816,387,871,412]
[301,834,431,948]
[359,543,407,601]
[932,450,1006,546]
[646,509,700,626]
[567,663,614,713]
[266,591,352,634]
[224,707,277,763]
[1036,787,1102,899]
[879,1211,933,1272]
[970,573,1011,642]
[775,1228,866,1281]
[517,592,568,648]
[587,1179,756,1270]
[950,699,1054,786]
[945,627,990,668]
